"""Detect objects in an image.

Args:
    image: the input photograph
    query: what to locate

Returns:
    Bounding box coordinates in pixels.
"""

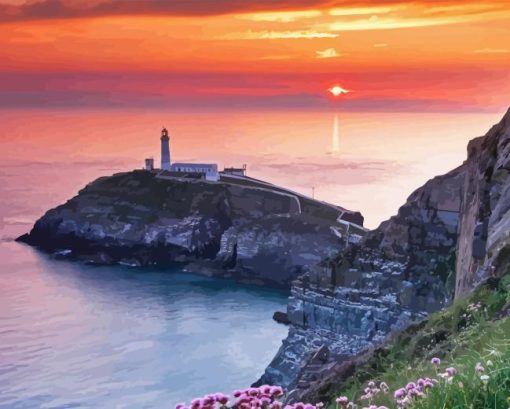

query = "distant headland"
[17,127,366,286]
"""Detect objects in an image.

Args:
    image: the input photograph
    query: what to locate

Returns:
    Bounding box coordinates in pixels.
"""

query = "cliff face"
[455,111,510,296]
[18,171,363,286]
[259,108,510,394]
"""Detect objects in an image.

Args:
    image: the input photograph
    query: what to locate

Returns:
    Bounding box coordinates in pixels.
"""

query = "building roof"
[171,163,218,168]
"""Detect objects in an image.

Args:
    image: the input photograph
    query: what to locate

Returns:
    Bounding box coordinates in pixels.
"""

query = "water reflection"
[331,113,340,155]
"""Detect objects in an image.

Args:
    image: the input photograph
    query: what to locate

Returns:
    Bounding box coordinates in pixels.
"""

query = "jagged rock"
[256,276,424,388]
[273,311,290,325]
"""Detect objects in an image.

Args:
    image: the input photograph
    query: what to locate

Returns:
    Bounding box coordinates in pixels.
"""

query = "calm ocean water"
[0,108,504,408]
[0,241,288,409]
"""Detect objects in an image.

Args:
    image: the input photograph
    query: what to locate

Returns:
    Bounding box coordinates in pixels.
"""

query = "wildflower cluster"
[335,381,389,409]
[392,377,437,408]
[475,360,494,384]
[175,386,285,409]
[462,302,487,326]
[285,401,324,409]
[359,381,389,401]
[467,302,481,311]
[176,344,508,409]
[337,392,389,409]
[334,357,461,409]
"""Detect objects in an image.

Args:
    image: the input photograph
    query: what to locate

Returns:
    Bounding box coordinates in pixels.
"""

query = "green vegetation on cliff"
[326,275,510,408]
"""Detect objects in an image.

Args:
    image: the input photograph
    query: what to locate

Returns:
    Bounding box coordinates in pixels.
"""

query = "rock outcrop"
[17,171,364,286]
[258,108,510,395]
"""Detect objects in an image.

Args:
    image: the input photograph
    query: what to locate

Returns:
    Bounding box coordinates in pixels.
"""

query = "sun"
[328,85,350,96]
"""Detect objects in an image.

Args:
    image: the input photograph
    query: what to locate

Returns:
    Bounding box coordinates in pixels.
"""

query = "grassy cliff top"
[77,170,365,228]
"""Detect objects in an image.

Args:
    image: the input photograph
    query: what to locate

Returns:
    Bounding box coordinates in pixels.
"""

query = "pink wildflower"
[336,396,349,407]
[203,395,215,405]
[190,399,202,409]
[237,396,250,405]
[216,394,229,405]
[270,402,283,409]
[261,386,272,395]
[360,393,372,401]
[394,388,406,399]
[431,357,441,366]
[270,386,284,397]
[379,382,389,393]
[446,367,458,377]
[405,382,416,391]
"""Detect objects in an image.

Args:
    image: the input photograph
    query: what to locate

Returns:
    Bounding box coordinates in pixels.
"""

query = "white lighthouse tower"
[160,127,171,170]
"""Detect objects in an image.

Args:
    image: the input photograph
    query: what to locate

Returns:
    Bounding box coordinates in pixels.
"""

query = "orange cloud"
[316,48,342,58]
[224,30,339,40]
[328,6,394,16]
[238,10,322,22]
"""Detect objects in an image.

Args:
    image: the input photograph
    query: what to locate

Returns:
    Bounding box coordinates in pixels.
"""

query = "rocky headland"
[17,172,364,287]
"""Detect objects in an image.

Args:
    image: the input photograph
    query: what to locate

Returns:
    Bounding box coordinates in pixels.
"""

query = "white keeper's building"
[145,128,220,181]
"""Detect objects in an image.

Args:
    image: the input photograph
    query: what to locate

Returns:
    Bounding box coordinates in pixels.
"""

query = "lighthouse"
[160,127,171,170]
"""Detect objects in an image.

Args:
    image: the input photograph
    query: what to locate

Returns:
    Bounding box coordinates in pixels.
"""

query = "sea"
[0,108,504,408]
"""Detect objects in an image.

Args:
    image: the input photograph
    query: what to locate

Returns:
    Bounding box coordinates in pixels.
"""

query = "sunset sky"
[1,0,509,111]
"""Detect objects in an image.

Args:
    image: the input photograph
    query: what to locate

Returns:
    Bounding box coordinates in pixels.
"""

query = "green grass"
[329,275,510,409]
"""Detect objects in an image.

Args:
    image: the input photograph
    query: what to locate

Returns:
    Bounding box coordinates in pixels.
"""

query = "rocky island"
[17,171,365,287]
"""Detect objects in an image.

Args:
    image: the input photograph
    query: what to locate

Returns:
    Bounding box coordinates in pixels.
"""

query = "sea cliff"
[257,108,510,397]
